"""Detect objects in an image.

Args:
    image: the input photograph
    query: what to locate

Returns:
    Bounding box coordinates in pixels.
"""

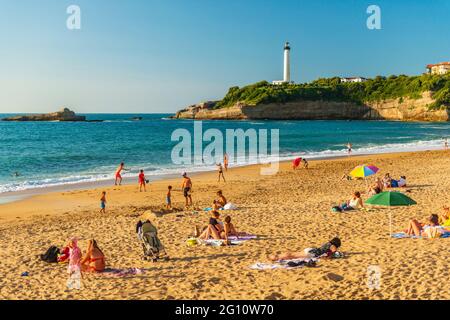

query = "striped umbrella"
[350,164,379,178]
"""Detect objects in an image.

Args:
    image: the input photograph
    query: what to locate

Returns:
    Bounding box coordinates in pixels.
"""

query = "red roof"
[427,62,450,68]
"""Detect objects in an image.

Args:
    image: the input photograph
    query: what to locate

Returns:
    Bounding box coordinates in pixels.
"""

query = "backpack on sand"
[40,246,60,263]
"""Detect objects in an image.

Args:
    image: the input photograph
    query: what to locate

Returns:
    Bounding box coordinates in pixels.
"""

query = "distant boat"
[131,117,143,121]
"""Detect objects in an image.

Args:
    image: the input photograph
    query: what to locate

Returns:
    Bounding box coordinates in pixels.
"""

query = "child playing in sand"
[268,237,343,261]
[166,186,172,210]
[100,191,107,213]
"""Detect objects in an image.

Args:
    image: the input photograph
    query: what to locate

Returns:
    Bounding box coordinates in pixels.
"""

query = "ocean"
[0,113,448,194]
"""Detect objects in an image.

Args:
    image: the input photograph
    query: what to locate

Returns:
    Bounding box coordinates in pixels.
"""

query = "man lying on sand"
[268,237,343,261]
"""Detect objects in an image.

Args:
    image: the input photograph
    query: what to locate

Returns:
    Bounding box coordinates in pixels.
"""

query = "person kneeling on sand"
[216,190,227,208]
[195,211,223,240]
[405,214,444,238]
[268,237,343,261]
[80,239,105,273]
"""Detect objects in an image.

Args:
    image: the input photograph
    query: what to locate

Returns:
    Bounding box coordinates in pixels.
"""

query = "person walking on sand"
[347,142,353,155]
[166,186,173,210]
[138,169,147,192]
[114,162,127,186]
[444,138,448,150]
[224,153,229,171]
[217,163,226,183]
[181,172,193,208]
[100,191,107,213]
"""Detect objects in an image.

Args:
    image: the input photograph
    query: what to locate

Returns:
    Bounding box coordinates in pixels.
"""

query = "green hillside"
[213,74,450,110]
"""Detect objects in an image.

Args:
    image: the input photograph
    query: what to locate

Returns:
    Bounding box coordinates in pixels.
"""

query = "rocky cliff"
[2,108,86,122]
[173,92,449,121]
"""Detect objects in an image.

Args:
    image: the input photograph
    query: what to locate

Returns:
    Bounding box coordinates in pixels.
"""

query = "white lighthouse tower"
[283,42,291,83]
[273,41,292,85]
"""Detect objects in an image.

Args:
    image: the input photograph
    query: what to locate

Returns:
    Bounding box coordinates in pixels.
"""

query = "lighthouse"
[272,41,292,85]
[283,42,291,83]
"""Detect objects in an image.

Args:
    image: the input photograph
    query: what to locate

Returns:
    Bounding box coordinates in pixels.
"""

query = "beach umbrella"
[350,164,379,178]
[365,191,417,237]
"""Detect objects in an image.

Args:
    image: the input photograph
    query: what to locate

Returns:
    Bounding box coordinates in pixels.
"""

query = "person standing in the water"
[347,142,353,155]
[224,153,229,171]
[445,138,448,150]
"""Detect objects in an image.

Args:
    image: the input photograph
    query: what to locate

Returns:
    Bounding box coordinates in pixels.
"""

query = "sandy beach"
[0,150,449,300]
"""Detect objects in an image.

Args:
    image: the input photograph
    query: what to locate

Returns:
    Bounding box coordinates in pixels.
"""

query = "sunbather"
[382,173,392,188]
[196,211,223,240]
[80,239,106,273]
[268,237,342,261]
[405,214,444,238]
[216,190,227,207]
[338,191,364,211]
[368,178,383,196]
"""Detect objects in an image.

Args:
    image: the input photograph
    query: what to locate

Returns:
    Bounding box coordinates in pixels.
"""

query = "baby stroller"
[136,220,168,262]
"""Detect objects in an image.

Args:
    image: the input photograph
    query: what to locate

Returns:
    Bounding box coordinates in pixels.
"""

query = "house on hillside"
[426,62,450,75]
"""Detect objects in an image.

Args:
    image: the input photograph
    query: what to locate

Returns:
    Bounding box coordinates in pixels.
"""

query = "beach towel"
[198,234,257,246]
[102,268,146,277]
[203,207,224,212]
[391,232,450,239]
[250,258,318,270]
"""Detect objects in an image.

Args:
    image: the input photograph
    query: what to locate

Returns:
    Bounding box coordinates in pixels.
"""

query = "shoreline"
[0,147,445,206]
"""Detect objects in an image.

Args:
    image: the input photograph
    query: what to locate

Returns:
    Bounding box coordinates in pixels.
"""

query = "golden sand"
[0,150,449,300]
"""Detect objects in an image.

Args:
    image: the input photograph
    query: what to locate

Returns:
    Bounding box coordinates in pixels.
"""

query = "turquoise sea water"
[0,113,448,193]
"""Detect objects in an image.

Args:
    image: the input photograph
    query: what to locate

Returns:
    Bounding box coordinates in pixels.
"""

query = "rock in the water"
[2,108,86,122]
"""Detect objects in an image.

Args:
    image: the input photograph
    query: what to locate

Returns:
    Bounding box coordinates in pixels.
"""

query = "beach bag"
[40,246,60,263]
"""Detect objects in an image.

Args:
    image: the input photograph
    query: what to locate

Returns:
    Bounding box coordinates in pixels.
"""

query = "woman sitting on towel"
[80,239,106,273]
[221,216,238,241]
[196,211,223,240]
[405,214,444,238]
[268,237,342,261]
[339,192,364,211]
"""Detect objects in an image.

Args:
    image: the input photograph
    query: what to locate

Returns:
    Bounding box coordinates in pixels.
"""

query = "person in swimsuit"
[221,216,239,242]
[224,153,229,171]
[181,173,193,208]
[196,211,223,240]
[80,239,105,273]
[138,169,147,192]
[347,142,353,155]
[216,190,227,208]
[166,186,172,210]
[405,214,444,238]
[115,162,127,186]
[268,237,342,261]
[100,191,107,213]
[217,163,226,182]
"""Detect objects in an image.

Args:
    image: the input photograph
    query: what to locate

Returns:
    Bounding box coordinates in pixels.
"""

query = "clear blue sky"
[0,0,449,113]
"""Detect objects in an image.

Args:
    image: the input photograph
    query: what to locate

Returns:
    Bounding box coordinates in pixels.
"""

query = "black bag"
[40,246,60,263]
